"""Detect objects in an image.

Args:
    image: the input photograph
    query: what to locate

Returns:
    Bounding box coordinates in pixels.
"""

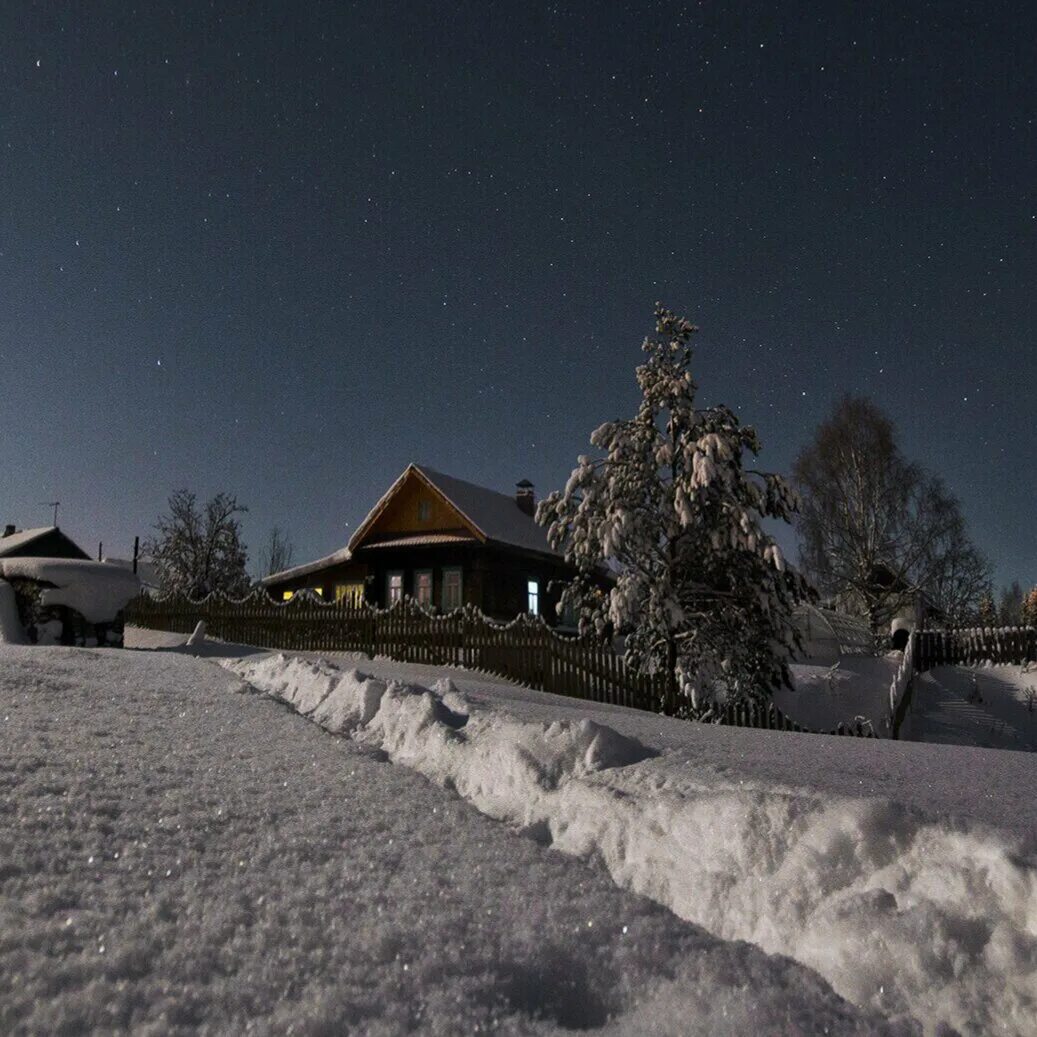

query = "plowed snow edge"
[225,653,1037,1037]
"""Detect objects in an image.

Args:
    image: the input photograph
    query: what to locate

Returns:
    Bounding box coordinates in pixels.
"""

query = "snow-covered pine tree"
[536,305,811,716]
[146,490,250,598]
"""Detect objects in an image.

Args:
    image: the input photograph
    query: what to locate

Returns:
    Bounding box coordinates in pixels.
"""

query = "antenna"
[39,501,60,526]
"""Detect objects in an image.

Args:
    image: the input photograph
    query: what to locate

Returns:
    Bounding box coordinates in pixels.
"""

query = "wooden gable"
[350,467,485,550]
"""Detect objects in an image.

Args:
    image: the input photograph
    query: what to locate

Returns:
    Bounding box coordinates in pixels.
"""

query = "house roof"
[261,546,353,587]
[0,527,61,557]
[264,464,562,588]
[349,464,559,558]
[362,532,478,550]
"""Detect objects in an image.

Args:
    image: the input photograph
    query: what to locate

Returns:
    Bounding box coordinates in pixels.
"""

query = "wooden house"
[263,464,586,623]
[0,525,90,561]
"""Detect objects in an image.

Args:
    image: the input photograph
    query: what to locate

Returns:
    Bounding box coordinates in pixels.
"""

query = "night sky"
[2,2,1033,589]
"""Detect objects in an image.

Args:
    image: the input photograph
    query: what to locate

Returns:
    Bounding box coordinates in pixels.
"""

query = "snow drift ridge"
[225,653,1037,1037]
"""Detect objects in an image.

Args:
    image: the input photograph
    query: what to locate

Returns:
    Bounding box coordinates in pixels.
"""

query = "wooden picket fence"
[128,592,670,712]
[914,626,1037,671]
[126,591,874,737]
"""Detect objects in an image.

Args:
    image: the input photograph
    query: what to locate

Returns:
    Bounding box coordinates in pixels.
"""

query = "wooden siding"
[358,469,479,545]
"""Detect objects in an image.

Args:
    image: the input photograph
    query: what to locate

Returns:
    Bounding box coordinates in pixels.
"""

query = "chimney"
[515,480,535,517]
[2,524,15,538]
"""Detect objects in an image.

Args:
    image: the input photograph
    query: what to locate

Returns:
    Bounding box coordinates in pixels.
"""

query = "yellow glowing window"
[313,587,323,597]
[336,583,364,604]
[282,590,294,601]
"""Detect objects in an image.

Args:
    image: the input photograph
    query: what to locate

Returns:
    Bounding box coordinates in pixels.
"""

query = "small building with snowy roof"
[0,525,91,561]
[791,604,874,664]
[263,464,589,623]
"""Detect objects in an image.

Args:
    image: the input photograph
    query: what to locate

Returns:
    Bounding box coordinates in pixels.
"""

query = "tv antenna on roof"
[39,501,60,526]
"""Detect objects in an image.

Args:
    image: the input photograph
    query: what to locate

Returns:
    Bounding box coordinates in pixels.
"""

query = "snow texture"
[904,662,1037,751]
[0,558,139,624]
[779,654,901,732]
[222,647,1037,1037]
[0,643,900,1036]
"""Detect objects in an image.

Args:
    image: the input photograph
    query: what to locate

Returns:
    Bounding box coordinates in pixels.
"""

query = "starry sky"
[1,2,1034,589]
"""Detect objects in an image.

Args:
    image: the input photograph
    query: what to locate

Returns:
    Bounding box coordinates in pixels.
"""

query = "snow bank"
[2,644,902,1036]
[0,581,27,644]
[0,558,139,623]
[227,652,1037,1037]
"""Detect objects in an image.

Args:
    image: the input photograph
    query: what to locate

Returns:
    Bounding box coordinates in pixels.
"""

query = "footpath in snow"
[203,639,1037,1037]
[904,663,1037,752]
[0,642,902,1036]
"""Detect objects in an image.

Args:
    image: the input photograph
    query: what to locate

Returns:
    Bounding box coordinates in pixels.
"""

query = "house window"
[417,499,432,522]
[527,580,539,615]
[415,570,433,607]
[312,586,323,598]
[387,571,404,605]
[282,590,294,601]
[442,567,462,611]
[335,583,364,605]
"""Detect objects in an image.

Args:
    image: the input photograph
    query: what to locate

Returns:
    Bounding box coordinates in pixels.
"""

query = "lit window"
[442,568,462,611]
[336,583,364,605]
[387,572,404,604]
[527,580,539,615]
[313,586,323,598]
[282,590,294,601]
[415,570,433,606]
[417,499,432,522]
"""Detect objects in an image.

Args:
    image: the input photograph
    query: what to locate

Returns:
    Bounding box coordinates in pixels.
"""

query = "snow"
[0,642,901,1036]
[904,662,1037,751]
[780,653,901,732]
[0,581,27,644]
[0,526,57,557]
[0,558,139,624]
[203,641,1037,1036]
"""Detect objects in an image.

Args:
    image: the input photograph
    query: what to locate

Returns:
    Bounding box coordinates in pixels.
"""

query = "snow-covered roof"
[362,532,478,549]
[0,558,140,623]
[416,465,558,555]
[350,464,559,558]
[262,546,353,586]
[793,604,873,655]
[0,527,55,557]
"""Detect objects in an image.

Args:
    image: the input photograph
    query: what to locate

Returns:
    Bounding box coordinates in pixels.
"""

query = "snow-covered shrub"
[537,306,811,714]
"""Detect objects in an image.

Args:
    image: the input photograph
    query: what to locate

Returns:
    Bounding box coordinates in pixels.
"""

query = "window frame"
[386,570,405,605]
[527,579,540,616]
[414,569,433,607]
[441,566,463,612]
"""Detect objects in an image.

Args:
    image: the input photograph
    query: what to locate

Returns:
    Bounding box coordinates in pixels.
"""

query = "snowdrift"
[226,653,1037,1037]
[0,558,139,624]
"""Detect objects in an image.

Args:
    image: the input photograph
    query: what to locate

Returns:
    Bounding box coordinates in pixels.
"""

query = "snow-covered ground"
[1,641,904,1036]
[782,654,901,733]
[903,662,1037,751]
[5,633,1037,1034]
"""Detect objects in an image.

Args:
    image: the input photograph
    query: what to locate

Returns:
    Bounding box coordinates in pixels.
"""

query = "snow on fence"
[913,626,1037,670]
[126,592,874,737]
[887,630,916,739]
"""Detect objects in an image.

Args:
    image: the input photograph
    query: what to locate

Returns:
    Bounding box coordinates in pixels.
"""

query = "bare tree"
[145,490,250,598]
[259,525,294,578]
[924,521,991,626]
[793,396,985,634]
